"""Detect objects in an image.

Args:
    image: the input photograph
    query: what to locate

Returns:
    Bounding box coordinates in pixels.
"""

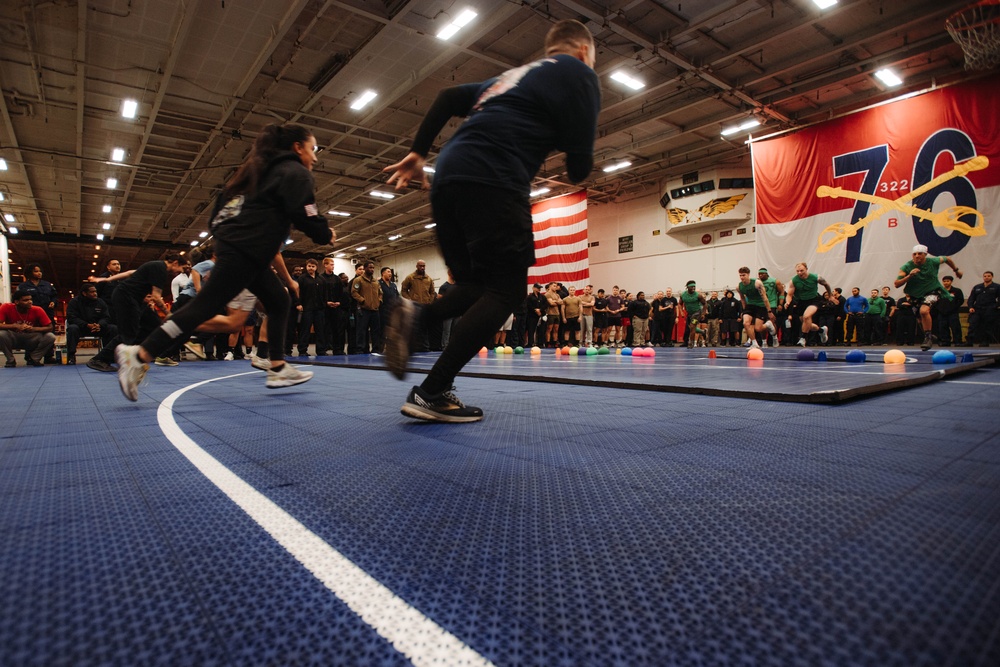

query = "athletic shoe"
[154,356,178,366]
[115,345,148,402]
[66,356,76,365]
[384,298,416,380]
[743,340,753,348]
[86,358,115,372]
[401,385,483,423]
[797,337,807,347]
[819,326,829,344]
[223,351,234,361]
[5,358,16,368]
[764,320,777,336]
[250,354,271,370]
[266,363,313,388]
[184,341,207,359]
[921,333,934,351]
[26,357,44,367]
[44,356,59,365]
[750,340,761,349]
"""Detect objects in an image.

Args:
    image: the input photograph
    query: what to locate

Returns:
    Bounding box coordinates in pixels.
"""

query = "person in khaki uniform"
[351,261,383,353]
[561,286,582,346]
[400,260,436,351]
[544,282,563,347]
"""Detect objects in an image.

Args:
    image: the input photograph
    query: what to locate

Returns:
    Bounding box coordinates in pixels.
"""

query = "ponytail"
[223,123,313,200]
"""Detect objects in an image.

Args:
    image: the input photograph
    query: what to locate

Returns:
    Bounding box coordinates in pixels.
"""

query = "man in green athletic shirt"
[784,262,832,347]
[757,267,783,344]
[738,267,773,349]
[679,280,707,348]
[894,244,963,351]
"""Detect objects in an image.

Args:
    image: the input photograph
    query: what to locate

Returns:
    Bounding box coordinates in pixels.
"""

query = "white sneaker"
[820,326,829,344]
[250,354,271,370]
[115,345,148,402]
[223,351,234,361]
[764,320,776,336]
[797,337,807,347]
[751,340,760,349]
[266,363,313,388]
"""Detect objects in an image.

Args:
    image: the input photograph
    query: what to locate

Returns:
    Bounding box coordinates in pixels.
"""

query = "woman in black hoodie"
[115,123,335,401]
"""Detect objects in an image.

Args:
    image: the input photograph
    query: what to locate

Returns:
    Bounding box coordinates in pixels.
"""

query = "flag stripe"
[531,190,589,287]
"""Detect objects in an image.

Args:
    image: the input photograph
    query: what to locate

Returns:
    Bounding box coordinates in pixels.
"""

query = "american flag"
[528,190,589,286]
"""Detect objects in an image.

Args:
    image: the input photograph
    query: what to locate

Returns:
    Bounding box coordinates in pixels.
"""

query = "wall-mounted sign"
[618,235,633,253]
[737,228,747,235]
[720,230,733,238]
[701,233,712,245]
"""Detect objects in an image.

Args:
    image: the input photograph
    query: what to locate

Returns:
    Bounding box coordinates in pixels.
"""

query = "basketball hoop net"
[946,0,1000,70]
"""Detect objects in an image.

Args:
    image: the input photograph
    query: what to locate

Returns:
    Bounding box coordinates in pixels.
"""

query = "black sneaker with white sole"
[401,386,483,423]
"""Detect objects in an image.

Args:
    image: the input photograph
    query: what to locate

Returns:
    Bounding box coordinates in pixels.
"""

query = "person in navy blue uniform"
[17,263,59,363]
[382,19,601,422]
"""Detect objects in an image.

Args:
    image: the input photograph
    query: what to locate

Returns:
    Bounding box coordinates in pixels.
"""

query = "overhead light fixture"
[102,204,112,213]
[198,231,208,238]
[530,187,551,197]
[388,234,402,241]
[437,8,477,40]
[0,192,4,201]
[95,245,101,250]
[96,233,105,240]
[424,223,437,229]
[423,166,435,173]
[370,190,395,199]
[721,119,761,137]
[4,213,14,222]
[355,246,367,252]
[111,148,125,163]
[285,238,294,245]
[102,222,111,230]
[106,178,118,189]
[874,68,903,87]
[179,251,186,256]
[327,210,351,217]
[350,90,378,110]
[8,226,17,234]
[602,160,632,173]
[812,0,837,8]
[610,71,646,91]
[190,240,199,246]
[335,252,347,258]
[93,254,99,259]
[0,159,7,170]
[122,99,138,118]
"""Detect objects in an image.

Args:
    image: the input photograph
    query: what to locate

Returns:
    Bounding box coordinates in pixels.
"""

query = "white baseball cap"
[912,244,928,254]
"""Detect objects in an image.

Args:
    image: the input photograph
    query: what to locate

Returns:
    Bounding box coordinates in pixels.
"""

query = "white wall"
[375,245,448,289]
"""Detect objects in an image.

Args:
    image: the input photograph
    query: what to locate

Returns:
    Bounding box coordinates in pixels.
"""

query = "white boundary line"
[156,372,494,667]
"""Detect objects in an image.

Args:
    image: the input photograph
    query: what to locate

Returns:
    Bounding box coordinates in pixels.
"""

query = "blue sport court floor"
[1,346,998,666]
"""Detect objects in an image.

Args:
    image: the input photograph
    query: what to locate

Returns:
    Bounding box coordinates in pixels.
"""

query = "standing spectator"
[656,287,678,347]
[544,282,563,347]
[865,289,886,345]
[65,284,115,365]
[285,264,305,355]
[579,285,596,347]
[96,259,122,324]
[704,291,722,347]
[830,287,846,345]
[351,260,382,353]
[880,286,896,343]
[400,259,436,351]
[627,291,651,347]
[524,283,546,348]
[17,263,59,363]
[719,289,742,346]
[967,271,999,347]
[294,259,324,356]
[437,269,458,349]
[318,257,345,355]
[844,287,868,345]
[378,267,400,353]
[894,294,918,345]
[933,276,964,347]
[605,286,624,347]
[1,291,56,367]
[592,289,609,347]
[561,286,582,346]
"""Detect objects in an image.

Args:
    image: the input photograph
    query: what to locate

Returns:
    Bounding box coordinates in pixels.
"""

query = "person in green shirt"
[737,266,774,349]
[865,289,887,344]
[894,244,963,350]
[757,267,784,344]
[783,262,832,347]
[679,280,707,348]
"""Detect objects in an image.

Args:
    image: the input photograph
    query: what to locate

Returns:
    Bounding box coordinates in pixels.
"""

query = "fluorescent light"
[721,119,761,136]
[198,231,208,238]
[106,178,118,189]
[423,166,435,173]
[190,240,199,246]
[350,90,378,110]
[355,246,367,251]
[285,238,294,245]
[812,0,837,8]
[95,245,101,249]
[96,233,105,240]
[388,234,402,241]
[92,261,97,266]
[122,99,138,118]
[111,148,125,163]
[874,68,903,87]
[93,254,99,259]
[4,213,14,222]
[424,223,436,229]
[8,226,17,234]
[602,160,632,173]
[0,192,4,201]
[610,71,645,91]
[0,158,7,170]
[370,190,395,199]
[102,222,111,230]
[437,9,477,40]
[327,210,351,217]
[102,204,112,213]
[335,252,347,258]
[530,187,550,197]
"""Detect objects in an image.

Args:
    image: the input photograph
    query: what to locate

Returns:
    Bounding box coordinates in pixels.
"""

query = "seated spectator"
[65,284,117,364]
[0,291,57,367]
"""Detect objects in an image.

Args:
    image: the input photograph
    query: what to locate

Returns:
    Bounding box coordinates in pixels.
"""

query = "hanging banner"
[751,75,1000,292]
[528,190,589,286]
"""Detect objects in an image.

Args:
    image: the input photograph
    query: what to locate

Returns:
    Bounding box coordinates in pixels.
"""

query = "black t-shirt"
[117,261,170,304]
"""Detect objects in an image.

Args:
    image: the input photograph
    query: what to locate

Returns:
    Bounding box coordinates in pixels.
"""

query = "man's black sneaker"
[86,358,116,372]
[4,359,16,368]
[401,386,483,423]
[920,334,936,351]
[385,299,416,379]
